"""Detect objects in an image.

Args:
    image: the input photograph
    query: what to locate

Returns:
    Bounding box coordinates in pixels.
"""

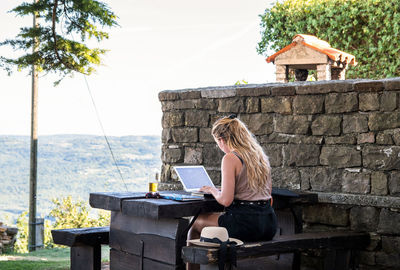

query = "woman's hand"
[199,185,217,194]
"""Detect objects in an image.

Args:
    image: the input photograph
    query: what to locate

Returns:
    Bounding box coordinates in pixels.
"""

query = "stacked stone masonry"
[0,222,18,254]
[159,78,400,270]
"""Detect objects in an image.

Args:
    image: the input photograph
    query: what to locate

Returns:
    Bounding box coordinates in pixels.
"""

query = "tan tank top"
[233,152,272,201]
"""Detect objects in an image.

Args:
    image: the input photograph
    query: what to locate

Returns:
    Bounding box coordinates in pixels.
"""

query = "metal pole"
[28,0,39,252]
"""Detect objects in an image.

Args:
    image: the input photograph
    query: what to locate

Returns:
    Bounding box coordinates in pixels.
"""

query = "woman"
[188,114,277,242]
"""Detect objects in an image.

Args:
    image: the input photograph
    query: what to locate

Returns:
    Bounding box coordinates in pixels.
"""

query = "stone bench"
[51,227,109,270]
[182,231,370,270]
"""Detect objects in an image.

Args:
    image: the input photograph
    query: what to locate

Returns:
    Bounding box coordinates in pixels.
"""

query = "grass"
[0,248,69,270]
[0,246,109,270]
[0,260,69,270]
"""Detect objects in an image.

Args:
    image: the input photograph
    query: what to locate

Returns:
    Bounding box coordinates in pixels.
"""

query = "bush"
[257,0,400,79]
[13,196,110,253]
[50,196,110,229]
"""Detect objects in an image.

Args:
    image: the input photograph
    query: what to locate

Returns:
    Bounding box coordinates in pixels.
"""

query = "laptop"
[173,165,215,192]
[159,166,215,201]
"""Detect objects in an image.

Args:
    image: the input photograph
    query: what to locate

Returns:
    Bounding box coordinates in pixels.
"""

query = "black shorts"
[218,202,277,242]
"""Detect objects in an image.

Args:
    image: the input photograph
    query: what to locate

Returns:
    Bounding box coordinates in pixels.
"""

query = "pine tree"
[0,0,118,84]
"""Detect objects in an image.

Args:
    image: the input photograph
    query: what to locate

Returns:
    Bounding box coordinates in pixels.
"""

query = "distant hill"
[0,135,161,223]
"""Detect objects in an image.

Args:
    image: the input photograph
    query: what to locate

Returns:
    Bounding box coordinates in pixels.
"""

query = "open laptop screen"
[174,166,215,192]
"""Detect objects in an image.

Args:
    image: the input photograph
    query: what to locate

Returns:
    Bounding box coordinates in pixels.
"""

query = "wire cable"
[82,75,128,191]
[67,30,128,191]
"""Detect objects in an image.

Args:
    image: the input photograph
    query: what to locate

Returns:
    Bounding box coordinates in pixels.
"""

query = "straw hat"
[187,226,243,247]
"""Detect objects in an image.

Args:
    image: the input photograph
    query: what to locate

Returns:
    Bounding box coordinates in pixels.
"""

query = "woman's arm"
[200,152,240,207]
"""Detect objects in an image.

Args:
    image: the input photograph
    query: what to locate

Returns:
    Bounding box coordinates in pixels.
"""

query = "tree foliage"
[257,0,400,79]
[50,196,110,229]
[13,196,110,253]
[0,0,118,84]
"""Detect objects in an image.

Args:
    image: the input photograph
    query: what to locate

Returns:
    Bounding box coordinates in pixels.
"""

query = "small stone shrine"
[267,34,357,82]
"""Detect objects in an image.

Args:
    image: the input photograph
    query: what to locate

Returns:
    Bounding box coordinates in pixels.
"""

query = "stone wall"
[0,222,18,254]
[158,78,400,269]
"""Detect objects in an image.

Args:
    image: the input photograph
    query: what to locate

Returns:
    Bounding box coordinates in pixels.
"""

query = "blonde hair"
[211,116,271,191]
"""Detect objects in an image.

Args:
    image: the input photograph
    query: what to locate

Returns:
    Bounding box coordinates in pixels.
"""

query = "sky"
[0,0,276,136]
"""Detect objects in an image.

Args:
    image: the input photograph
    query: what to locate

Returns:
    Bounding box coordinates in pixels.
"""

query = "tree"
[14,198,110,253]
[257,0,400,79]
[0,0,118,251]
[50,196,110,230]
[1,0,118,83]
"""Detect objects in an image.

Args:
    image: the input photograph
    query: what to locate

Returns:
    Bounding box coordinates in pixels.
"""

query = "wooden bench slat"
[239,231,369,257]
[90,192,148,211]
[121,198,223,219]
[52,226,109,247]
[182,231,370,265]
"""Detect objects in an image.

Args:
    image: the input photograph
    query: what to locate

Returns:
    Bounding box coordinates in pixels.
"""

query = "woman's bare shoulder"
[223,152,242,166]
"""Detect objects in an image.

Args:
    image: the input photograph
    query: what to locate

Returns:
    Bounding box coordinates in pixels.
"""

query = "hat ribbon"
[200,236,237,270]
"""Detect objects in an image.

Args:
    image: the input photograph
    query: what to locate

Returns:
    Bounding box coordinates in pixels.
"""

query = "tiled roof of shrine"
[267,34,357,66]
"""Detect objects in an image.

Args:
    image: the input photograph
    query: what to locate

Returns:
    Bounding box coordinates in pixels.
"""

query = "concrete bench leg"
[71,244,102,270]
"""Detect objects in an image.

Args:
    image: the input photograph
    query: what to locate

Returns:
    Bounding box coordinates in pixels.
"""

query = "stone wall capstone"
[159,78,400,269]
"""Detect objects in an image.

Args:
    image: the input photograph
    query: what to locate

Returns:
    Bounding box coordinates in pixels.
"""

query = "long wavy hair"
[211,116,271,191]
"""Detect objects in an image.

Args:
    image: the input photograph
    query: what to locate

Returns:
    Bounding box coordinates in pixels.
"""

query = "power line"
[82,75,128,191]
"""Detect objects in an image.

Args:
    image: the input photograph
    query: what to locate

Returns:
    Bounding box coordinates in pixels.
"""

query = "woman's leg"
[187,212,221,270]
[188,212,221,240]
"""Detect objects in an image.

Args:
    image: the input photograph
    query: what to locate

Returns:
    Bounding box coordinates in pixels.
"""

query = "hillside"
[0,135,161,223]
